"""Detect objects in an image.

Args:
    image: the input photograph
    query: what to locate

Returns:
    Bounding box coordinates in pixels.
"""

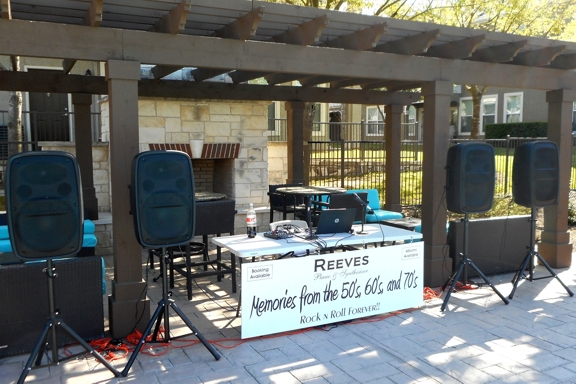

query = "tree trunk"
[466,85,488,139]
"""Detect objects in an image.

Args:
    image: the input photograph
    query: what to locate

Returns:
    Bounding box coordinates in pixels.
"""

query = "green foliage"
[485,122,548,139]
[569,200,576,226]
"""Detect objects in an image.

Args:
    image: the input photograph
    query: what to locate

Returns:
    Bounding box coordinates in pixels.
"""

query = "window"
[405,106,417,136]
[459,95,497,135]
[504,92,523,123]
[459,98,473,134]
[366,106,384,135]
[482,95,497,131]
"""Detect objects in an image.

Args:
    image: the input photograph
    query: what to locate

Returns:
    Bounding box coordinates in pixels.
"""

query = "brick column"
[105,60,150,339]
[539,89,576,267]
[421,81,452,287]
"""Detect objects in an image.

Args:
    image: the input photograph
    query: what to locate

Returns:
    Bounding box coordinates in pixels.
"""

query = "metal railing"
[0,110,102,159]
[268,119,419,142]
[307,135,576,207]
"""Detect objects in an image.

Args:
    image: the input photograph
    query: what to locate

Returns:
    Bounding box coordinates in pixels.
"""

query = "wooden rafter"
[62,0,103,74]
[470,40,527,63]
[322,23,387,51]
[157,6,264,80]
[299,75,342,87]
[270,14,329,45]
[150,0,191,34]
[264,73,306,86]
[1,0,10,19]
[211,6,264,40]
[364,80,421,92]
[549,53,576,70]
[512,45,566,67]
[330,77,377,89]
[424,35,485,59]
[373,29,439,55]
[149,0,192,78]
[84,0,103,28]
[229,70,271,84]
[189,68,228,82]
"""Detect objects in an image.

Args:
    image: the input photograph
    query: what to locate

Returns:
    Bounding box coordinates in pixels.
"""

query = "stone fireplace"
[99,97,270,210]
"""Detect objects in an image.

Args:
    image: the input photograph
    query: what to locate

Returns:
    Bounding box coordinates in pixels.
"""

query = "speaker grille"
[446,143,495,214]
[513,141,559,207]
[6,152,83,260]
[131,151,195,248]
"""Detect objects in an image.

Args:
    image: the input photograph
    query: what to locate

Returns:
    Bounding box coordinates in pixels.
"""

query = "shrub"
[485,122,547,139]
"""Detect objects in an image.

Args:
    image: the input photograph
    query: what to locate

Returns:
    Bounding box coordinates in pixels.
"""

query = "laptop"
[315,208,356,235]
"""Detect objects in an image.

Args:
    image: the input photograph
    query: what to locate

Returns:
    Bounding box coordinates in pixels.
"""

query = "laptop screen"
[315,208,356,234]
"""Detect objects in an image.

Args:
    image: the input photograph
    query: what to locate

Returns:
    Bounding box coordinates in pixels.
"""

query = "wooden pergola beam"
[373,29,439,55]
[150,0,191,34]
[470,40,527,63]
[299,75,342,87]
[424,35,485,59]
[229,70,270,84]
[322,23,387,50]
[549,53,576,70]
[211,6,264,40]
[1,19,576,91]
[512,45,567,67]
[270,14,328,45]
[0,69,421,105]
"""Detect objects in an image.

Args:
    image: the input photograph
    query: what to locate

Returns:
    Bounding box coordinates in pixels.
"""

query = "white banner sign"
[241,242,423,339]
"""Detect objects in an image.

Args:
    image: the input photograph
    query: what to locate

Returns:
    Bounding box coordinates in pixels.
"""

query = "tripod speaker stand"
[5,152,120,383]
[442,142,509,311]
[508,209,573,299]
[18,259,120,383]
[122,247,220,376]
[441,214,509,311]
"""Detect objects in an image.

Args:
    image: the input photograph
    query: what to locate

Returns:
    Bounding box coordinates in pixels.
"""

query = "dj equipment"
[512,141,559,208]
[123,150,220,377]
[6,152,120,384]
[6,151,83,260]
[445,142,495,214]
[131,150,195,248]
[508,141,572,299]
[442,143,508,311]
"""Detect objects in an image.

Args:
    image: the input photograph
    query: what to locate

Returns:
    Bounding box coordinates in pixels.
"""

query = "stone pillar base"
[537,241,572,268]
[108,295,150,340]
[424,244,451,288]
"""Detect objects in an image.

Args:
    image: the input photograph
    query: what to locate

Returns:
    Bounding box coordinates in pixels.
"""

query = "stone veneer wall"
[37,142,111,212]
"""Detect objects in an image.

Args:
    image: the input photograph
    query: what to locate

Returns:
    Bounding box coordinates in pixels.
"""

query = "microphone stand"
[351,193,368,234]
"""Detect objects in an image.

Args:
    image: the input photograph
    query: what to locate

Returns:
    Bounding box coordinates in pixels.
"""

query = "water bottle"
[246,203,257,238]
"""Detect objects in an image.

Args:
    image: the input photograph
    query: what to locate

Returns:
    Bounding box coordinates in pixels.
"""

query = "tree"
[267,0,576,138]
[413,0,576,138]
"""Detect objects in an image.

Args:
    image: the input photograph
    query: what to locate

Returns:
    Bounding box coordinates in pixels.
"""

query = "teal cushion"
[367,210,403,223]
[346,189,381,210]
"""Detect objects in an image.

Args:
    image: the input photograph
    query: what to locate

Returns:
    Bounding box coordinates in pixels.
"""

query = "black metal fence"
[305,136,576,208]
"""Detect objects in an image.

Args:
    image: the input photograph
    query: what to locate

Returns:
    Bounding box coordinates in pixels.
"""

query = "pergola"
[1,0,575,338]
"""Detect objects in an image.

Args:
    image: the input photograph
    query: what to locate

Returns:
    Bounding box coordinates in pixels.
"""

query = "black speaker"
[512,141,559,208]
[131,150,195,248]
[6,151,83,260]
[445,142,495,214]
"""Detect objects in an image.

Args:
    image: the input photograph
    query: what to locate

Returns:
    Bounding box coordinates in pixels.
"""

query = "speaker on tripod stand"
[6,151,120,384]
[441,142,509,311]
[122,150,220,377]
[508,141,573,299]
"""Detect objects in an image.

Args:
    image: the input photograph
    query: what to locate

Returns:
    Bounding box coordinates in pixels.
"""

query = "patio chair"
[268,183,306,223]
